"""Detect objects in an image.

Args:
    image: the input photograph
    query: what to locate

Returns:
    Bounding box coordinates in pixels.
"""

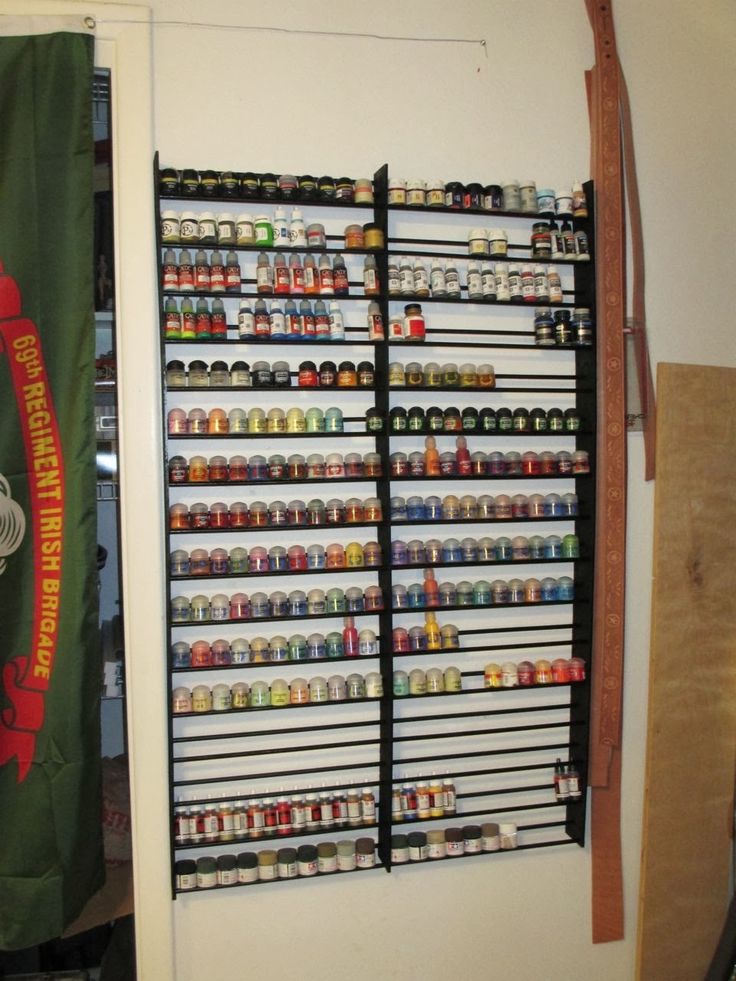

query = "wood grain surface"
[637,362,736,980]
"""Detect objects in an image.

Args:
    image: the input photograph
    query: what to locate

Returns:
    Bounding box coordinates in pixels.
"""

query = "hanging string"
[94,15,485,48]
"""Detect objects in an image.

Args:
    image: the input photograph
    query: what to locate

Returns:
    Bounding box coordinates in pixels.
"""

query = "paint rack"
[155,156,596,895]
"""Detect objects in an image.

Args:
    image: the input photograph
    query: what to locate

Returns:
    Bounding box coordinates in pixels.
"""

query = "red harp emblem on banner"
[0,261,65,782]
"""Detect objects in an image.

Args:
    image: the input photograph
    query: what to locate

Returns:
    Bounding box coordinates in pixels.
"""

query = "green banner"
[0,31,104,948]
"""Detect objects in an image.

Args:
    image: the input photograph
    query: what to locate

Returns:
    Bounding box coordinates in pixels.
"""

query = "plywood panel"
[637,363,736,980]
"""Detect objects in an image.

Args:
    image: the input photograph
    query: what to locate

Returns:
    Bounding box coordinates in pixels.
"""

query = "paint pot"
[481,822,500,852]
[355,837,376,868]
[499,822,518,850]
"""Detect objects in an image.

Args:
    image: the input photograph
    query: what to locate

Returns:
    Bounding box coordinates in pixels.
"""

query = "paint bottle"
[333,254,350,296]
[502,180,521,211]
[494,263,510,302]
[237,852,258,884]
[234,300,253,339]
[547,267,563,303]
[162,248,178,291]
[413,259,430,297]
[566,761,582,800]
[299,299,315,337]
[164,298,181,339]
[289,207,306,247]
[399,256,414,296]
[387,258,401,296]
[355,838,376,869]
[445,260,461,298]
[455,435,471,475]
[317,842,338,874]
[443,778,457,815]
[476,262,494,300]
[429,777,444,817]
[194,299,211,339]
[367,301,384,340]
[561,220,575,255]
[428,259,446,297]
[416,782,431,819]
[303,254,319,294]
[554,758,570,801]
[274,253,290,295]
[269,300,285,339]
[337,840,357,871]
[425,829,447,860]
[555,189,574,218]
[445,828,464,857]
[347,790,362,827]
[342,616,359,656]
[272,206,288,247]
[289,254,304,294]
[193,249,210,291]
[329,302,345,340]
[467,260,483,300]
[364,255,379,295]
[572,181,588,218]
[424,435,440,476]
[319,255,334,294]
[574,229,590,260]
[508,264,523,301]
[256,252,273,294]
[499,822,518,849]
[533,265,550,302]
[196,856,218,889]
[424,611,441,651]
[222,251,240,292]
[361,787,376,823]
[423,569,440,607]
[208,250,225,292]
[481,822,500,852]
[408,831,428,862]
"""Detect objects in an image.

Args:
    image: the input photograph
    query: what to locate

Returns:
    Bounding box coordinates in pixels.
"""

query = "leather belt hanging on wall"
[583,0,630,944]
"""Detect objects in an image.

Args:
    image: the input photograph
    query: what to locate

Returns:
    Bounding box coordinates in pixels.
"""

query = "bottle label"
[368,314,384,340]
[164,312,181,337]
[467,271,482,296]
[361,797,376,821]
[430,270,446,293]
[290,266,305,292]
[334,268,349,292]
[211,312,227,336]
[238,311,255,336]
[163,264,179,290]
[445,272,461,296]
[195,313,211,337]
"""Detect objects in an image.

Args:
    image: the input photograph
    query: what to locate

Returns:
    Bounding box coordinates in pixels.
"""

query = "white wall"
[10,0,734,978]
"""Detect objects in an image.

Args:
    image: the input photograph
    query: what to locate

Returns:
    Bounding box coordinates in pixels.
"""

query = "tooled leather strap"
[584,0,627,944]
